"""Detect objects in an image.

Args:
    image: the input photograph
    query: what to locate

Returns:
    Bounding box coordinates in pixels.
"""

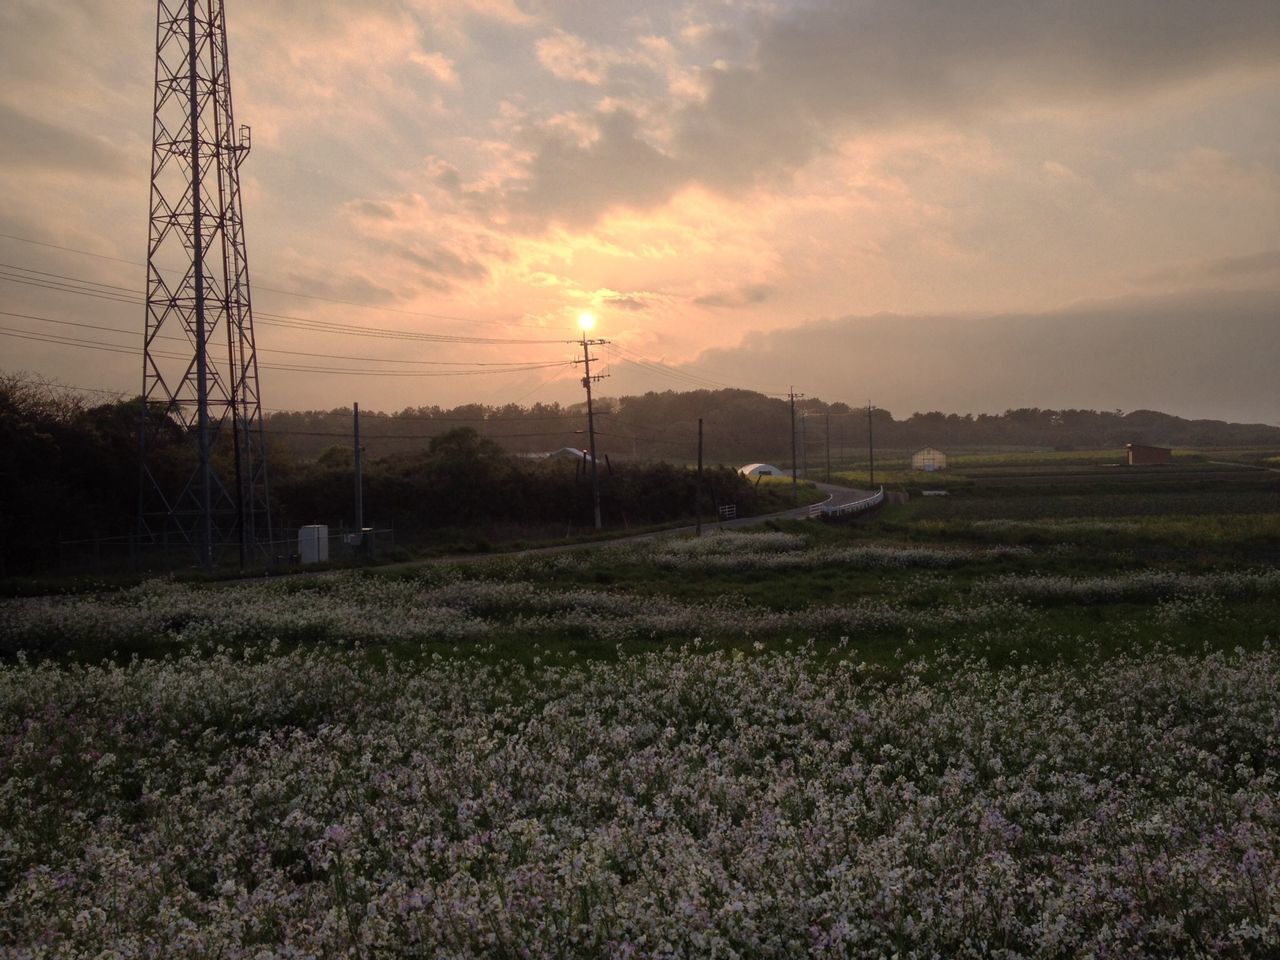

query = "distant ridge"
[259,388,1280,462]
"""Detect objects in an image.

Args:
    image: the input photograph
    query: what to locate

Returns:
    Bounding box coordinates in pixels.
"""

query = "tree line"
[5,375,1277,574]
[265,388,1280,464]
[0,377,794,574]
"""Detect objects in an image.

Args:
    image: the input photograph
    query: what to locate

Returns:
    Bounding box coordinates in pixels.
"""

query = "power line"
[0,232,549,330]
[271,410,590,423]
[0,324,572,378]
[605,342,776,395]
[2,257,779,393]
[0,327,143,357]
[607,344,729,390]
[611,343,757,391]
[1,309,570,369]
[1,373,129,397]
[0,372,598,422]
[1,238,790,401]
[594,429,689,447]
[0,309,570,366]
[0,263,140,295]
[259,361,571,378]
[0,265,568,345]
[268,428,579,440]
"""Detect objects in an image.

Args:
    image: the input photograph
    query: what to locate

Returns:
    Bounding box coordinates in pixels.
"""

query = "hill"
[263,389,1280,465]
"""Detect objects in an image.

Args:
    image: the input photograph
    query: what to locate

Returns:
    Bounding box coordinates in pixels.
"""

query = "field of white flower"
[2,643,1277,958]
[7,526,1277,660]
[0,563,1030,657]
[4,522,1278,957]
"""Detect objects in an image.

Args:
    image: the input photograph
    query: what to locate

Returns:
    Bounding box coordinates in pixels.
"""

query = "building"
[1126,443,1172,465]
[739,463,783,478]
[911,447,948,472]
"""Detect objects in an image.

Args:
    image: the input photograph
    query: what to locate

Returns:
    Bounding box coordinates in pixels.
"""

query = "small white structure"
[911,447,948,472]
[739,463,783,478]
[298,525,329,564]
[548,447,595,463]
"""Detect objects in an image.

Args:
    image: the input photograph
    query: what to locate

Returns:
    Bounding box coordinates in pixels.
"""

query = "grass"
[3,451,1276,671]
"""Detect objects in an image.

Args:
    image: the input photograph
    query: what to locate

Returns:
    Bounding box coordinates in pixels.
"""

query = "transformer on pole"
[138,0,270,569]
[574,334,608,530]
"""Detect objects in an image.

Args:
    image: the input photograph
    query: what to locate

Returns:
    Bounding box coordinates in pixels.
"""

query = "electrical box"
[298,525,329,564]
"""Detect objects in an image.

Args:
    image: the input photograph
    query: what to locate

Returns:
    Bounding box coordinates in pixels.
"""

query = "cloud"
[409,51,460,87]
[0,102,130,175]
[507,1,1280,226]
[396,244,491,286]
[273,268,400,306]
[600,293,650,311]
[694,283,774,308]
[687,286,1280,424]
[510,109,681,225]
[353,200,398,221]
[1206,249,1280,278]
[1134,249,1280,287]
[536,31,611,85]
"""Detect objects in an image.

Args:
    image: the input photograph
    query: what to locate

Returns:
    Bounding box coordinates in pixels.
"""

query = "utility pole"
[353,402,363,536]
[868,401,876,487]
[574,330,608,529]
[696,417,704,537]
[825,412,831,482]
[800,414,808,478]
[789,388,801,503]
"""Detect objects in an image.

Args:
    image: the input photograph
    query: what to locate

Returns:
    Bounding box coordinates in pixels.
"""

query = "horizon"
[11,370,1280,433]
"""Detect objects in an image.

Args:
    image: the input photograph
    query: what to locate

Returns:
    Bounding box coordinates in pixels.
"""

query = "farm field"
[2,455,1278,956]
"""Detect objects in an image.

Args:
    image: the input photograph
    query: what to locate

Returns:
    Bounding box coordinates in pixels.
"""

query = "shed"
[1125,443,1172,466]
[739,463,783,478]
[911,447,948,472]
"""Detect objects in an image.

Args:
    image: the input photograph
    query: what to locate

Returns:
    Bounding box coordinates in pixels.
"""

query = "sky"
[1,0,1278,423]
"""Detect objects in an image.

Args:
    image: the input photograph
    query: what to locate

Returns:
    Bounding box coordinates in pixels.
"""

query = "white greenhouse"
[911,447,948,472]
[739,463,783,477]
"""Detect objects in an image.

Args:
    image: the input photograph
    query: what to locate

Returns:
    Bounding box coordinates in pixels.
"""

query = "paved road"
[231,483,891,580]
[718,481,878,526]
[435,482,882,564]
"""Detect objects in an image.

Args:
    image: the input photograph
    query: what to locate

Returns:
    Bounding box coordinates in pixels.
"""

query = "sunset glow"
[0,1,1277,421]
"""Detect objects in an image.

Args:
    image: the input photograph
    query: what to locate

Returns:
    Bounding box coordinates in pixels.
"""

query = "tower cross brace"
[138,0,270,569]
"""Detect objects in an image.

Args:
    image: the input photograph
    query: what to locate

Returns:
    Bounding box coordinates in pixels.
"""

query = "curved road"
[440,482,883,563]
[712,481,878,530]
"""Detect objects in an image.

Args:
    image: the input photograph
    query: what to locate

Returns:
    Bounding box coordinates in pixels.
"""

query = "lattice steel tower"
[139,0,270,569]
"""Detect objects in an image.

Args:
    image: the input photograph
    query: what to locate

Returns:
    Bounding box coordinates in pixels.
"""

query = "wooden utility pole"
[789,388,802,502]
[353,402,364,534]
[825,412,831,482]
[577,335,608,529]
[696,417,704,537]
[868,401,875,487]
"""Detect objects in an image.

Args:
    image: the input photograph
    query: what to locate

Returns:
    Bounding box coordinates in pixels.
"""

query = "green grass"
[5,450,1278,674]
[950,448,1127,466]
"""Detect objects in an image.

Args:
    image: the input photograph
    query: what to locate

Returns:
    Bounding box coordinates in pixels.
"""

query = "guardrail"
[808,487,885,519]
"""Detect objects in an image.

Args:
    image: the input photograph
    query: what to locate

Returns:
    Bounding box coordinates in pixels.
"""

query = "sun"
[577,311,597,332]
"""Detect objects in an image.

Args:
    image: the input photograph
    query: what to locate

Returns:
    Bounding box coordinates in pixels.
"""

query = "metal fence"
[807,487,885,519]
[48,526,396,576]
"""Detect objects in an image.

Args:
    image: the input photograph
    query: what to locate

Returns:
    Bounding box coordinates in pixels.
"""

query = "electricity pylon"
[138,0,270,569]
